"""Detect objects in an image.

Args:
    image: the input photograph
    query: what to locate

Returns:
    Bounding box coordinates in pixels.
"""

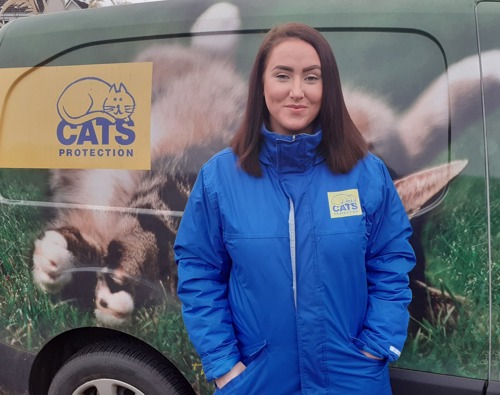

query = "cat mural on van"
[30,2,500,328]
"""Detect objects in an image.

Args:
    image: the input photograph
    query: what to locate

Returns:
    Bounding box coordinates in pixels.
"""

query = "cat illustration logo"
[327,189,362,218]
[56,77,137,158]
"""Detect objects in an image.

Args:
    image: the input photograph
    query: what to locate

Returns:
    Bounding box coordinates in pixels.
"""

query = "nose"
[289,79,304,100]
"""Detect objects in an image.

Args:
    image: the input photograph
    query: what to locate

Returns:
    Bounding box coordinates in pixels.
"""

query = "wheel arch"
[29,327,175,395]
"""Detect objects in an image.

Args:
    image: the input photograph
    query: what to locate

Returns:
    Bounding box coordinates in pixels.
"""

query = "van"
[0,0,499,394]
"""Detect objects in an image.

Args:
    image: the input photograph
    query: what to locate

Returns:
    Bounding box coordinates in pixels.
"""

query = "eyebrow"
[273,65,321,72]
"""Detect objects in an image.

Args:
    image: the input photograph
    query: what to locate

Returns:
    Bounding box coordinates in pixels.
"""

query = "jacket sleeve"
[174,167,240,381]
[358,159,416,363]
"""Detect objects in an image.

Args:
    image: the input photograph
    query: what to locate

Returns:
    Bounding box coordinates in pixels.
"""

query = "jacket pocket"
[348,336,387,365]
[215,342,269,394]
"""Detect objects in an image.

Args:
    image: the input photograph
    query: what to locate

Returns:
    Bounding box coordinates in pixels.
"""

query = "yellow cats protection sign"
[0,62,152,169]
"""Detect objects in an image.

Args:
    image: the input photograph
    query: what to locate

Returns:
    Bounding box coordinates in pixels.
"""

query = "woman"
[174,22,415,394]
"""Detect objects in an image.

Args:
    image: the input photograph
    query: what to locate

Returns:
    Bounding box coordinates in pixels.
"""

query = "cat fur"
[32,3,499,326]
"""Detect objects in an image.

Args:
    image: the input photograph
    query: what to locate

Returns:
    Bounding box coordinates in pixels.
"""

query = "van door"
[477,2,500,394]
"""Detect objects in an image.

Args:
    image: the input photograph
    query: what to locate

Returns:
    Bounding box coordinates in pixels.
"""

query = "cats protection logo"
[327,189,362,218]
[57,77,137,160]
[0,63,152,169]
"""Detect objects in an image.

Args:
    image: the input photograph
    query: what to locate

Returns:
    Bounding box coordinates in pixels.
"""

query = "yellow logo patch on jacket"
[327,189,362,218]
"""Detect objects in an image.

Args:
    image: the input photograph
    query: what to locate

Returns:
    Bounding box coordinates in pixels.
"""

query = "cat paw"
[32,230,75,294]
[94,273,134,326]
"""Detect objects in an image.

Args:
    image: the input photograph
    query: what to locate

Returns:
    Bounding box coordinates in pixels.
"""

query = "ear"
[394,159,468,218]
[118,83,127,93]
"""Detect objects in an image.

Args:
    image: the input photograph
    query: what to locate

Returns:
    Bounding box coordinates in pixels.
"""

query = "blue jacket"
[175,126,416,394]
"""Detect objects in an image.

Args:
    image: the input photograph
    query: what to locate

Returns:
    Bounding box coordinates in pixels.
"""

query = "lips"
[286,105,307,109]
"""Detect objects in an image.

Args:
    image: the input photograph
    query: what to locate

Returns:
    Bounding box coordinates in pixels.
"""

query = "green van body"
[0,0,500,394]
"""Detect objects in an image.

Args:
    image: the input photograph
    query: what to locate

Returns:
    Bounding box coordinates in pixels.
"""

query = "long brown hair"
[231,22,367,177]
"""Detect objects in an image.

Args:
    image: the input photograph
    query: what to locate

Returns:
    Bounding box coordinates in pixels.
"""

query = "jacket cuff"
[202,351,241,382]
[357,331,401,362]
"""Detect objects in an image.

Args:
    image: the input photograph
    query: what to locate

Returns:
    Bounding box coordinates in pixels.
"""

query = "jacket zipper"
[288,197,297,309]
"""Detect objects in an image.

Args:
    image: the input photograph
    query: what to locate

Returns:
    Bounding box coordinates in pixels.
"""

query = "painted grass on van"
[0,169,212,394]
[0,169,499,391]
[396,175,496,380]
[0,170,93,348]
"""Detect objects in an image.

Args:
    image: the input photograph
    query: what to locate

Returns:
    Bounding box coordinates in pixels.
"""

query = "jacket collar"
[259,124,324,174]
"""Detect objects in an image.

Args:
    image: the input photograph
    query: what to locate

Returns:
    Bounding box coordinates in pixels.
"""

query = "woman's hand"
[361,350,383,360]
[215,361,247,389]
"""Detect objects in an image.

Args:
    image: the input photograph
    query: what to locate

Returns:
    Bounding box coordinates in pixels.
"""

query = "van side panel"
[0,1,498,394]
[477,1,500,390]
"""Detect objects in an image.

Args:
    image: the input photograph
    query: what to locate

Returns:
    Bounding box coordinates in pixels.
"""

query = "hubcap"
[72,379,146,395]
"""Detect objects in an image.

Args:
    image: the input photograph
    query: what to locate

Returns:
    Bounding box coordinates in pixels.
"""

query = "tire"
[47,340,196,395]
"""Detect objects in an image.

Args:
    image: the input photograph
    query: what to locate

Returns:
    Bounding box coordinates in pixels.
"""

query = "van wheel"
[47,341,196,395]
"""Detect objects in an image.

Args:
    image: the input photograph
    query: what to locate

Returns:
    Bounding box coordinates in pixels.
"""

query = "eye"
[275,73,290,80]
[305,74,321,82]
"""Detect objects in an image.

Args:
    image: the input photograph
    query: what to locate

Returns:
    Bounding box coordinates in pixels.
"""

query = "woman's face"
[263,38,323,136]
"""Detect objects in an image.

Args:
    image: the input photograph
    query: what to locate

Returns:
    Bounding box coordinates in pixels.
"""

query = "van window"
[1,29,446,206]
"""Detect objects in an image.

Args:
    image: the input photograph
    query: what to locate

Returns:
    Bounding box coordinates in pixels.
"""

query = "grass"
[0,168,499,393]
[395,175,497,380]
[0,168,213,394]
